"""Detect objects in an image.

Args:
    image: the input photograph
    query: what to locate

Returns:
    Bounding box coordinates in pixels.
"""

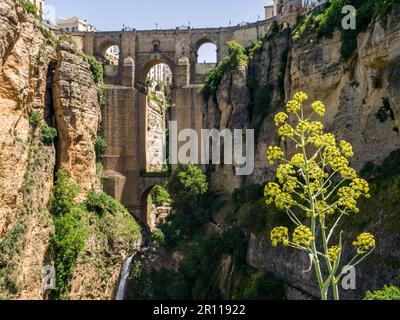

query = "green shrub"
[97,88,105,108]
[247,41,264,60]
[140,170,171,178]
[167,164,208,207]
[374,0,397,25]
[360,149,400,180]
[371,72,382,89]
[151,185,170,207]
[51,171,81,217]
[85,191,119,216]
[40,124,57,145]
[80,53,104,84]
[40,26,55,43]
[340,29,358,60]
[29,111,41,128]
[95,137,107,158]
[50,171,86,299]
[232,184,264,205]
[21,0,37,16]
[52,206,86,298]
[151,229,165,246]
[375,97,394,123]
[365,284,400,300]
[232,269,286,300]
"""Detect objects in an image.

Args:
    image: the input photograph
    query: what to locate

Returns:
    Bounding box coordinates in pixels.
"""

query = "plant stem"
[299,114,326,300]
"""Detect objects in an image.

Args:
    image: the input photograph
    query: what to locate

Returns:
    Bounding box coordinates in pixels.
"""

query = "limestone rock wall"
[251,14,400,186]
[53,41,101,199]
[205,10,400,300]
[0,0,139,300]
[0,0,55,299]
[203,65,251,196]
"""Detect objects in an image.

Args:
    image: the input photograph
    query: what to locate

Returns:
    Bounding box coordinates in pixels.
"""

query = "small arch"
[152,40,161,52]
[197,42,218,63]
[195,38,218,64]
[99,39,120,65]
[139,184,171,231]
[140,57,174,83]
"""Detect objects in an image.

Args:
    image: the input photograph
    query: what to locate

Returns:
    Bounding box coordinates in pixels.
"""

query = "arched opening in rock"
[197,42,218,64]
[142,62,173,174]
[139,184,171,232]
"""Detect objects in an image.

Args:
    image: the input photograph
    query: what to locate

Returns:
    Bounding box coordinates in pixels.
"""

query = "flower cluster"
[271,227,289,247]
[311,101,326,117]
[352,233,376,254]
[337,178,370,213]
[350,178,370,198]
[340,140,354,158]
[278,124,295,140]
[292,226,314,247]
[265,182,294,210]
[267,146,284,165]
[316,200,335,217]
[314,134,336,148]
[276,164,296,184]
[328,246,342,263]
[286,100,301,113]
[291,153,305,167]
[294,92,308,103]
[275,112,288,126]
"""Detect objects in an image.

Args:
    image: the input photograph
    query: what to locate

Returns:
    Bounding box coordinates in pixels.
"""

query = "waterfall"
[116,254,135,300]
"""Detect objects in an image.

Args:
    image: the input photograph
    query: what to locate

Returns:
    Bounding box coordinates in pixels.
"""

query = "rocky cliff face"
[206,9,400,299]
[203,65,251,196]
[53,41,101,199]
[0,0,55,299]
[0,0,140,300]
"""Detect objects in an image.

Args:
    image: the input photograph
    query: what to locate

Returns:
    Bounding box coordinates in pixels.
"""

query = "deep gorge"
[1,0,400,300]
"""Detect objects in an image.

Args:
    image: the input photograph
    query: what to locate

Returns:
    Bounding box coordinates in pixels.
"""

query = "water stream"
[115,254,135,300]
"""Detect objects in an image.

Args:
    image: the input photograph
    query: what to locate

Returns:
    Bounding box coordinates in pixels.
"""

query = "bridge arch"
[139,55,175,84]
[97,38,121,65]
[137,179,169,230]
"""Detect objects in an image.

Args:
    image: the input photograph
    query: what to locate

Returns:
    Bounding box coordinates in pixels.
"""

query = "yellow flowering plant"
[265,92,376,300]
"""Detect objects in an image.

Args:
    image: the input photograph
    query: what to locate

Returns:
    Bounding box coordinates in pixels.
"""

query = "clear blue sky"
[46,0,272,31]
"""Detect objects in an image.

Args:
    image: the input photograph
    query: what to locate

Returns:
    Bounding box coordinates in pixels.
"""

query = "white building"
[105,46,120,65]
[28,0,44,16]
[265,0,327,20]
[265,5,275,19]
[56,16,96,32]
[148,64,172,89]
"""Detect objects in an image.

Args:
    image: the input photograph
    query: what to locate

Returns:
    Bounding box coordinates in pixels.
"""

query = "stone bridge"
[71,19,274,226]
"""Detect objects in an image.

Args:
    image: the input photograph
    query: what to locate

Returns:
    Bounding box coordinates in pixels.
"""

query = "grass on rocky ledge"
[50,170,141,299]
[292,0,397,60]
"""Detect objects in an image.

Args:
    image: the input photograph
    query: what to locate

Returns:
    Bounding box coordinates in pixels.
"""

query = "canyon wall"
[0,0,141,300]
[205,8,400,299]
